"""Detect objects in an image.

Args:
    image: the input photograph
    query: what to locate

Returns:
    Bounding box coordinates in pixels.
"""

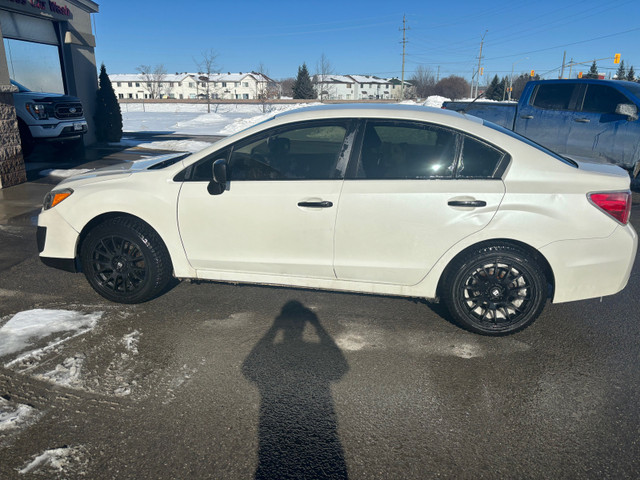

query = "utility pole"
[436,65,440,82]
[560,51,566,79]
[474,30,487,97]
[400,14,409,100]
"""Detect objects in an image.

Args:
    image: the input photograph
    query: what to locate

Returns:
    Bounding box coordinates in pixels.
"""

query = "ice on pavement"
[0,309,102,362]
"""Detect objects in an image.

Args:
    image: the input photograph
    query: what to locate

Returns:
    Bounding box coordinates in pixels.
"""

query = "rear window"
[482,120,577,168]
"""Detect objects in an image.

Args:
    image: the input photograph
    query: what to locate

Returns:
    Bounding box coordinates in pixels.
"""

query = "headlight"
[26,103,49,120]
[43,188,74,210]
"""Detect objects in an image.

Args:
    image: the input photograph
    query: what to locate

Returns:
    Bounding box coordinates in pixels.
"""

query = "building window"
[222,82,227,87]
[243,82,249,87]
[118,93,123,99]
[136,82,140,87]
[128,93,133,98]
[116,82,121,87]
[189,83,195,88]
[128,82,132,87]
[243,93,249,99]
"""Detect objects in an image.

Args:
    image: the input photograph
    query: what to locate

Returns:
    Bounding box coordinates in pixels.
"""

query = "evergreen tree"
[95,63,123,143]
[627,66,635,82]
[584,61,599,79]
[292,63,316,99]
[484,75,501,100]
[616,60,626,80]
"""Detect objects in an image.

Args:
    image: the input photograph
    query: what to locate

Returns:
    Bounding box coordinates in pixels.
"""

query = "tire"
[442,244,547,336]
[80,217,172,303]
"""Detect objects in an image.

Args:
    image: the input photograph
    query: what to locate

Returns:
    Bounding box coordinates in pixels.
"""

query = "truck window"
[581,85,630,114]
[531,84,575,110]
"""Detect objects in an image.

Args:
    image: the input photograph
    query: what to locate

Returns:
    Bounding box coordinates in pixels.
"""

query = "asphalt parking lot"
[0,141,639,479]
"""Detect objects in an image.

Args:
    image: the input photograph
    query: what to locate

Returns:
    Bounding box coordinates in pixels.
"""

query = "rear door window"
[355,121,458,179]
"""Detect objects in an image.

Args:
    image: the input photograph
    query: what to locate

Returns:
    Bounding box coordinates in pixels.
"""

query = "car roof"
[272,102,481,124]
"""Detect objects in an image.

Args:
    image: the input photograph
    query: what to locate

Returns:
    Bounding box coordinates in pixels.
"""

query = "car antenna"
[460,91,486,114]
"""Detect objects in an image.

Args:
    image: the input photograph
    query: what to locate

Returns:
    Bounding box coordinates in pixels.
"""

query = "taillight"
[588,191,632,225]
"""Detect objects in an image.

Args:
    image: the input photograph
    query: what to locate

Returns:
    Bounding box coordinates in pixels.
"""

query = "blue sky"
[94,0,640,82]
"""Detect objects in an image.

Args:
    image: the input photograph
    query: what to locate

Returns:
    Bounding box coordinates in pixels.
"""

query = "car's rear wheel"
[80,217,172,303]
[442,244,547,335]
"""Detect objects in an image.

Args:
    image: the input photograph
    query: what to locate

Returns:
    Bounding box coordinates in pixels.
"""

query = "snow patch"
[36,354,86,389]
[19,445,87,475]
[39,168,91,178]
[0,398,41,434]
[0,309,102,363]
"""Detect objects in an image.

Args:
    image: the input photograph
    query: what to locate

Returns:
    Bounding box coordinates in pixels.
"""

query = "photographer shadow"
[242,300,349,479]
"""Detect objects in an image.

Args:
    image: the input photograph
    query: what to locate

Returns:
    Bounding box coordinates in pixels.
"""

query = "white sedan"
[37,104,638,335]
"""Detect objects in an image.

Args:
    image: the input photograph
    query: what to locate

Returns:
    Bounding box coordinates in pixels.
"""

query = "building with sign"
[0,0,99,188]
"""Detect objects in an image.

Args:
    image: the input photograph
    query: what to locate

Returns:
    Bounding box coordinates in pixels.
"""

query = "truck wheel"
[80,217,173,304]
[17,119,34,157]
[442,244,547,335]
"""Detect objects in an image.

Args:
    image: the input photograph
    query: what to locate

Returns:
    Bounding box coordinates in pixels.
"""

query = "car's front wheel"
[80,217,172,303]
[442,244,547,335]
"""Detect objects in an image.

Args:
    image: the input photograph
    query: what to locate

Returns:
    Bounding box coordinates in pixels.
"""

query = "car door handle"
[574,118,590,123]
[297,201,333,208]
[520,115,534,119]
[448,200,487,207]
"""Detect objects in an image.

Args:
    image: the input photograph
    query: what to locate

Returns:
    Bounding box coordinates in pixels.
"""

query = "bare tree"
[314,53,335,101]
[136,64,167,99]
[279,77,296,98]
[433,75,470,100]
[410,66,436,99]
[194,49,220,113]
[254,63,279,113]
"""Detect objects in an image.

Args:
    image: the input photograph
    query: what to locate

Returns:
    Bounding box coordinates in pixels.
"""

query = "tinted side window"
[356,121,457,179]
[582,85,630,114]
[532,84,575,110]
[229,123,349,180]
[457,136,505,178]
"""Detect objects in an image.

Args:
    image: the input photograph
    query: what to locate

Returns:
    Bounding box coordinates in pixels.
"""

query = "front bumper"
[37,209,81,272]
[29,121,87,140]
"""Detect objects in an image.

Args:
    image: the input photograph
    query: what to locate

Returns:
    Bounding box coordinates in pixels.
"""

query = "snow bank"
[19,446,86,475]
[0,397,41,433]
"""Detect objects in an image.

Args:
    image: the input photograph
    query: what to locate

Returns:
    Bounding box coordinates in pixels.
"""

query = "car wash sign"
[2,0,73,20]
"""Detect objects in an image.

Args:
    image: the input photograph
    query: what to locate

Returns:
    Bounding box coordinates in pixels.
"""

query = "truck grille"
[54,103,84,119]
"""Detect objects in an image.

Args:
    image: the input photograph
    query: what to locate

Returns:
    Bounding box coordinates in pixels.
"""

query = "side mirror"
[615,103,638,121]
[207,158,228,195]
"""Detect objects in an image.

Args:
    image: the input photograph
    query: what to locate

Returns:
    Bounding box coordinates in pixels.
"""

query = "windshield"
[10,79,30,93]
[483,120,577,168]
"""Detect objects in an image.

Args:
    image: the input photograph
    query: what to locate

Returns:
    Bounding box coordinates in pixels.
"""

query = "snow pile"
[220,102,321,136]
[37,354,86,389]
[19,446,87,475]
[0,397,41,434]
[131,139,213,153]
[0,309,102,362]
[423,95,451,108]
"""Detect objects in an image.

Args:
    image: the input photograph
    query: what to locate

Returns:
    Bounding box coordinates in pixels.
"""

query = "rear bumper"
[541,224,638,303]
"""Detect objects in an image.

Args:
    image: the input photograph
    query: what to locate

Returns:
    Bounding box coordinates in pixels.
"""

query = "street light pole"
[508,57,528,101]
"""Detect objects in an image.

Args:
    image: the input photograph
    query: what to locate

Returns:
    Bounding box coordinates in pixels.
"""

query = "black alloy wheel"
[80,217,172,303]
[443,244,547,335]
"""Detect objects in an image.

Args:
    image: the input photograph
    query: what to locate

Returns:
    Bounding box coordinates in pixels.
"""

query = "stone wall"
[0,84,26,188]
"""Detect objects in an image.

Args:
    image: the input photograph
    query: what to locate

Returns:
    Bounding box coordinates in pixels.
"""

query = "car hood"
[56,153,189,188]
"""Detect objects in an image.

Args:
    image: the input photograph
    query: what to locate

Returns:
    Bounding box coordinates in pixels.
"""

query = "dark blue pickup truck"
[443,79,640,176]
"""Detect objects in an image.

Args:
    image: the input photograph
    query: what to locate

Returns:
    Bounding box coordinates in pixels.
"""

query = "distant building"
[312,74,412,100]
[110,72,276,100]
